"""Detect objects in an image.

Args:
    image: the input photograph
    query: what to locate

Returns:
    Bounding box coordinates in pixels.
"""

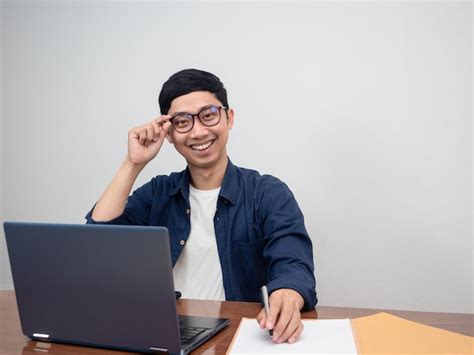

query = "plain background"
[1,1,472,313]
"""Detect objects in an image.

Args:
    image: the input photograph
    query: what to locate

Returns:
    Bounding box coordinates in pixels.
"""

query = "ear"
[165,130,174,144]
[226,108,235,131]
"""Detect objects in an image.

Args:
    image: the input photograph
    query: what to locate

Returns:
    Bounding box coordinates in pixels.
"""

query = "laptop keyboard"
[179,318,207,344]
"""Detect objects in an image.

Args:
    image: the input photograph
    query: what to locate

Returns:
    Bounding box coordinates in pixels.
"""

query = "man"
[86,69,317,343]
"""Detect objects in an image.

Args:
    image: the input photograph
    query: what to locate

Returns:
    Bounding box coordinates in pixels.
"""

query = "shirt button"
[186,208,190,215]
[180,240,186,246]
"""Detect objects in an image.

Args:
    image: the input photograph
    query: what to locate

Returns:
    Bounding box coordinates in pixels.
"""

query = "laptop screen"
[5,222,185,353]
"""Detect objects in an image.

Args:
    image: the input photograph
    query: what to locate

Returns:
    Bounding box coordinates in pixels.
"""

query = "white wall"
[1,1,472,313]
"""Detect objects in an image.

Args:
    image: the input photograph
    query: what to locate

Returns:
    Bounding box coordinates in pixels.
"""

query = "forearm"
[91,158,145,222]
[266,259,316,310]
[260,182,317,310]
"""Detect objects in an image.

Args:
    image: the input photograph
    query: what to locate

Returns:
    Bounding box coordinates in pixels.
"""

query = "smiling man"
[86,69,317,343]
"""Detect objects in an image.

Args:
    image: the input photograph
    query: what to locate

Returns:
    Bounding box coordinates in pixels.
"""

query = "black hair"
[158,69,229,115]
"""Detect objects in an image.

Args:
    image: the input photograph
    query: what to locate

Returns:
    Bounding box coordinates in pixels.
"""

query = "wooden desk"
[1,291,472,354]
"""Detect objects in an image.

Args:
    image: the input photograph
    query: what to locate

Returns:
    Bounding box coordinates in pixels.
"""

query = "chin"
[186,150,227,170]
[187,158,217,170]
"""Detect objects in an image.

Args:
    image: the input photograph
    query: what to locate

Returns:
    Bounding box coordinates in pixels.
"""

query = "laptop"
[4,222,229,354]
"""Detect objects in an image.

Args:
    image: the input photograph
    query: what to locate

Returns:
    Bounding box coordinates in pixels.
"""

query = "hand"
[257,288,305,343]
[127,115,172,166]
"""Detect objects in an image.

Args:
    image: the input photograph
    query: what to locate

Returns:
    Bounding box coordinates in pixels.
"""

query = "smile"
[189,139,215,151]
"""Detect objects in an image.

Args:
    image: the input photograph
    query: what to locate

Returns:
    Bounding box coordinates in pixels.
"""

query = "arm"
[91,116,171,222]
[256,180,316,343]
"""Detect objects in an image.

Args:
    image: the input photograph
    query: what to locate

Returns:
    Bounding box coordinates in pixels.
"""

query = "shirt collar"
[169,167,191,201]
[168,158,238,206]
[219,159,238,205]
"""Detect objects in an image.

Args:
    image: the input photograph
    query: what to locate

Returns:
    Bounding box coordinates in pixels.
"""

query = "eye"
[173,115,192,128]
[200,107,219,121]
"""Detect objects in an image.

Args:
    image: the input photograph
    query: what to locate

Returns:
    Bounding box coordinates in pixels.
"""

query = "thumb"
[257,308,266,329]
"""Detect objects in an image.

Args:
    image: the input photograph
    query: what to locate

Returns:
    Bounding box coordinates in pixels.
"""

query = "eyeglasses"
[169,105,228,133]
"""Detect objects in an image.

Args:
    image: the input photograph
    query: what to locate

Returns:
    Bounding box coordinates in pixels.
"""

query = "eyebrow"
[170,104,216,117]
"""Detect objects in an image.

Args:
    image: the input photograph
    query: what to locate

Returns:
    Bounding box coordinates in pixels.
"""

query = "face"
[166,91,234,171]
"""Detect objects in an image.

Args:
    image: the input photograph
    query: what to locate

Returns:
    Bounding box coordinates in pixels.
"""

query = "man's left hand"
[256,288,305,343]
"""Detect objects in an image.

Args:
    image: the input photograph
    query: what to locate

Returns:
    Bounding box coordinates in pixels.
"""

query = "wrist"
[296,293,305,310]
[285,289,305,310]
[122,157,146,176]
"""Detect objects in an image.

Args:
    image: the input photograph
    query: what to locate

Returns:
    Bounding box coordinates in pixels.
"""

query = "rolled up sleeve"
[258,179,317,311]
[85,178,156,226]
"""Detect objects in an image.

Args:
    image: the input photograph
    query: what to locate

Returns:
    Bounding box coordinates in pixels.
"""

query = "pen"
[261,285,273,338]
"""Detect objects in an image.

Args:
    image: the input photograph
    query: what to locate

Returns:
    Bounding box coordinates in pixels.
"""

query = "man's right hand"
[127,115,172,166]
[91,115,172,222]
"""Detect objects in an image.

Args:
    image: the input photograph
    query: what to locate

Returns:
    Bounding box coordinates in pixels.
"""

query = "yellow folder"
[351,312,473,355]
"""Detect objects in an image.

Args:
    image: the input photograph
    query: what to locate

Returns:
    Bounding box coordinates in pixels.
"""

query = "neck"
[189,156,228,190]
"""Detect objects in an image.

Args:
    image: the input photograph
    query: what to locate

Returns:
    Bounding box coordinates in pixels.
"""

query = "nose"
[189,116,208,138]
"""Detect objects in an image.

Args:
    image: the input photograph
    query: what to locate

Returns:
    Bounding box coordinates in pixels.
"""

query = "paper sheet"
[226,317,357,355]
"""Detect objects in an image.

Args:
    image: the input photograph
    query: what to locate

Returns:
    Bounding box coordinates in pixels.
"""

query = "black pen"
[260,285,273,338]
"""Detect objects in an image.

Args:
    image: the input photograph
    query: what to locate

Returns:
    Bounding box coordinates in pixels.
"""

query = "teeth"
[191,140,214,151]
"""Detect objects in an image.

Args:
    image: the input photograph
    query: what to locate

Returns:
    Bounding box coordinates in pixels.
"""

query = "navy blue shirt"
[86,160,317,310]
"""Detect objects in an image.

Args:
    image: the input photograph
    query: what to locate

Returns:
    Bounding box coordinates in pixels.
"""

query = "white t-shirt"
[172,185,225,300]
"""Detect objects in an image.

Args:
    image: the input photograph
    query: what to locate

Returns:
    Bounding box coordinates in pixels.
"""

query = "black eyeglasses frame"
[169,105,228,133]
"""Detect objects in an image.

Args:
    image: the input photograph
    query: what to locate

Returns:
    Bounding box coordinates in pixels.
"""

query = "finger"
[138,128,147,145]
[272,300,293,342]
[157,121,172,140]
[130,120,164,146]
[288,322,304,344]
[153,116,171,140]
[128,127,139,140]
[151,120,161,142]
[145,125,154,145]
[275,310,301,343]
[156,115,171,127]
[161,120,172,136]
[256,308,266,329]
[266,295,282,331]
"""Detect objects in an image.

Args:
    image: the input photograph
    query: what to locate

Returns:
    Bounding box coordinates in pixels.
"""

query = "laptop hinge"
[32,333,50,340]
[149,346,168,354]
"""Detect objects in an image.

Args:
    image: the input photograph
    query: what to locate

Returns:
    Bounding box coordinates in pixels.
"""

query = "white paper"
[227,318,358,355]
